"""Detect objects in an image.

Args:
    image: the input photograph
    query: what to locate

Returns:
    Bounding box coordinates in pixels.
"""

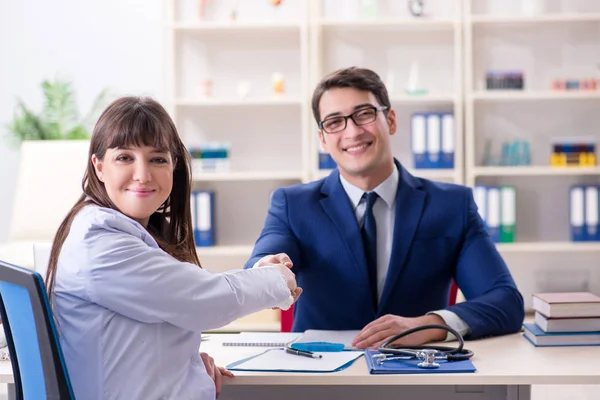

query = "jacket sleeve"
[446,189,525,339]
[82,222,292,332]
[244,188,302,270]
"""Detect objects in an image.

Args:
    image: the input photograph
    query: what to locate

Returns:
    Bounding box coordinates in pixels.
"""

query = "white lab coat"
[53,205,292,400]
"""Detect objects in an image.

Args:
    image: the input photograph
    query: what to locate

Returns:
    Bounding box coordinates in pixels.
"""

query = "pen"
[285,347,322,359]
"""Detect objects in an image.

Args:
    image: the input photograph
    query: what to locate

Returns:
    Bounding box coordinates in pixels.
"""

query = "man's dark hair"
[311,66,391,124]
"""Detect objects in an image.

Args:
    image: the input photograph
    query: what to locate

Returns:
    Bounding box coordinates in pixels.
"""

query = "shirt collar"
[339,166,399,210]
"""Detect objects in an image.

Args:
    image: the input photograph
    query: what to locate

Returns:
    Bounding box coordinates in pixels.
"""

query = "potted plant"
[6,77,109,145]
[3,78,111,250]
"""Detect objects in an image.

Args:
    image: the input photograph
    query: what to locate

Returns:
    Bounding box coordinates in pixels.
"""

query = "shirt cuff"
[427,310,471,341]
[252,260,260,269]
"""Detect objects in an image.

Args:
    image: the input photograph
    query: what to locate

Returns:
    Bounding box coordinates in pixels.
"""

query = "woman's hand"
[200,352,234,398]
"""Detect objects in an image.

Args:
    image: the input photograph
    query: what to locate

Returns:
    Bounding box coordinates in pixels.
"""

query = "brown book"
[532,292,600,318]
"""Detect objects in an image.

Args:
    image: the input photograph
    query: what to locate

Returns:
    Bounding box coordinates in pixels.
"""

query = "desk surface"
[1,332,599,386]
[202,332,600,386]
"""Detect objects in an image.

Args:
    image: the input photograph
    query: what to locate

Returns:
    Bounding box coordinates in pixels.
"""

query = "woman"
[45,96,300,400]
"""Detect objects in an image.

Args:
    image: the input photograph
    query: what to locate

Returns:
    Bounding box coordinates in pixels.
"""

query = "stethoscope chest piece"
[416,349,439,369]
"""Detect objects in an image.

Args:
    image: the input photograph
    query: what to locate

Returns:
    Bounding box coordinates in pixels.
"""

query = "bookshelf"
[463,0,600,310]
[166,0,600,331]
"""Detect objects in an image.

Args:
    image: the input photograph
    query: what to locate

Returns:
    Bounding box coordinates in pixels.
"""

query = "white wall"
[0,0,165,242]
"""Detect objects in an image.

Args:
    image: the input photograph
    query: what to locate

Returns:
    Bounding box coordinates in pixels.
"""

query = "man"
[245,67,524,348]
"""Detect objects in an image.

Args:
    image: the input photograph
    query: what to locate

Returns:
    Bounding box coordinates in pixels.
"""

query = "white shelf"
[470,91,600,102]
[176,98,302,107]
[471,13,600,24]
[171,21,302,32]
[390,94,456,104]
[496,242,600,253]
[471,166,600,177]
[196,245,253,257]
[318,18,456,29]
[192,169,304,182]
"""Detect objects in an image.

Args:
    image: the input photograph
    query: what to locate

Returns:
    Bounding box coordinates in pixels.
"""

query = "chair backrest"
[33,243,52,282]
[0,260,74,399]
[280,281,461,332]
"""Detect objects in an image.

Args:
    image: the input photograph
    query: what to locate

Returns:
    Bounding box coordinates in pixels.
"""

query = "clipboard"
[226,348,364,373]
[365,350,476,374]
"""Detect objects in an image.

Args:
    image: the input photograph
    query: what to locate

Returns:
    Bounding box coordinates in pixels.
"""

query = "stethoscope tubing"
[377,324,474,362]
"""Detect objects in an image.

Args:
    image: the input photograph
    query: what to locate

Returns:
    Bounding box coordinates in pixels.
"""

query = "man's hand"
[256,253,302,306]
[351,314,447,349]
[200,352,235,398]
[254,253,293,269]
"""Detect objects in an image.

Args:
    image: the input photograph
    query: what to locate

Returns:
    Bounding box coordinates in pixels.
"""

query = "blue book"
[523,323,600,347]
[364,350,476,374]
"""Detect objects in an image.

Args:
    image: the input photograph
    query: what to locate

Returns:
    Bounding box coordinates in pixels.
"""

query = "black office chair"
[0,260,75,399]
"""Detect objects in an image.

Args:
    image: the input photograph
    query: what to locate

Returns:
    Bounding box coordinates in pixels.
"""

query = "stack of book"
[523,292,600,346]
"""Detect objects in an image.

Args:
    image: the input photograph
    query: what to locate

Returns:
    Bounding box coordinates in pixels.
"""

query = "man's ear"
[387,109,397,135]
[91,154,104,182]
[318,129,327,147]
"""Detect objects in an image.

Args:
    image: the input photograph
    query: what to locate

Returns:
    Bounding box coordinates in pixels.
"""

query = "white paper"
[229,348,363,372]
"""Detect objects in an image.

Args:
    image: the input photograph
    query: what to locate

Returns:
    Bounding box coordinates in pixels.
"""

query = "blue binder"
[365,350,476,374]
[194,190,215,246]
[570,186,585,242]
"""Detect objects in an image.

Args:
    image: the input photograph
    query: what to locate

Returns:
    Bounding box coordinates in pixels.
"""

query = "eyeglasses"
[319,105,389,134]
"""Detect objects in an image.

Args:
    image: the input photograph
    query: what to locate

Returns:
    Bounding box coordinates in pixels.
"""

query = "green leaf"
[4,77,110,142]
[66,125,90,140]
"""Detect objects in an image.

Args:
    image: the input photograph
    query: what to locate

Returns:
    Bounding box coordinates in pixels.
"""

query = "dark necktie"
[361,191,379,308]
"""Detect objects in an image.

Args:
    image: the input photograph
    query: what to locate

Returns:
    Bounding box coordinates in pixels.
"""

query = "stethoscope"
[374,324,474,369]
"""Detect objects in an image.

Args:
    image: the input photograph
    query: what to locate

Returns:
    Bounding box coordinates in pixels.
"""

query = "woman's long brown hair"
[46,96,201,304]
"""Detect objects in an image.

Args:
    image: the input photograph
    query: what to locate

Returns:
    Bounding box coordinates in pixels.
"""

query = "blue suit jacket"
[245,162,524,339]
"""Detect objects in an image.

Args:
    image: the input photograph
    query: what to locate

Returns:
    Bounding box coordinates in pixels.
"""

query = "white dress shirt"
[54,205,293,400]
[339,168,471,339]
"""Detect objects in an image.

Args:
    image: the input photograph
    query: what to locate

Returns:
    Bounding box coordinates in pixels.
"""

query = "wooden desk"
[1,333,598,399]
[201,332,600,400]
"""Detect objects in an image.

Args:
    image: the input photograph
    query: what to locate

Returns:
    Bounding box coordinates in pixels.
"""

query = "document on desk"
[365,350,476,374]
[227,348,364,373]
[293,329,361,350]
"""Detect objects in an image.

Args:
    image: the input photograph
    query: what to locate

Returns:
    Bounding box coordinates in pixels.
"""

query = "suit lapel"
[378,163,426,314]
[319,170,369,282]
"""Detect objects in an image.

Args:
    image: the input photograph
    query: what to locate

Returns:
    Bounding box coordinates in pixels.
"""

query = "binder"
[473,185,488,228]
[365,350,476,374]
[487,187,501,243]
[318,145,336,170]
[195,190,215,246]
[426,114,441,168]
[570,186,585,242]
[411,113,427,169]
[440,113,455,168]
[500,186,516,243]
[190,191,199,244]
[584,186,599,241]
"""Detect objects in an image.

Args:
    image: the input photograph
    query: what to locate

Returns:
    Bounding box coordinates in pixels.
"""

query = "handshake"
[254,253,302,306]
